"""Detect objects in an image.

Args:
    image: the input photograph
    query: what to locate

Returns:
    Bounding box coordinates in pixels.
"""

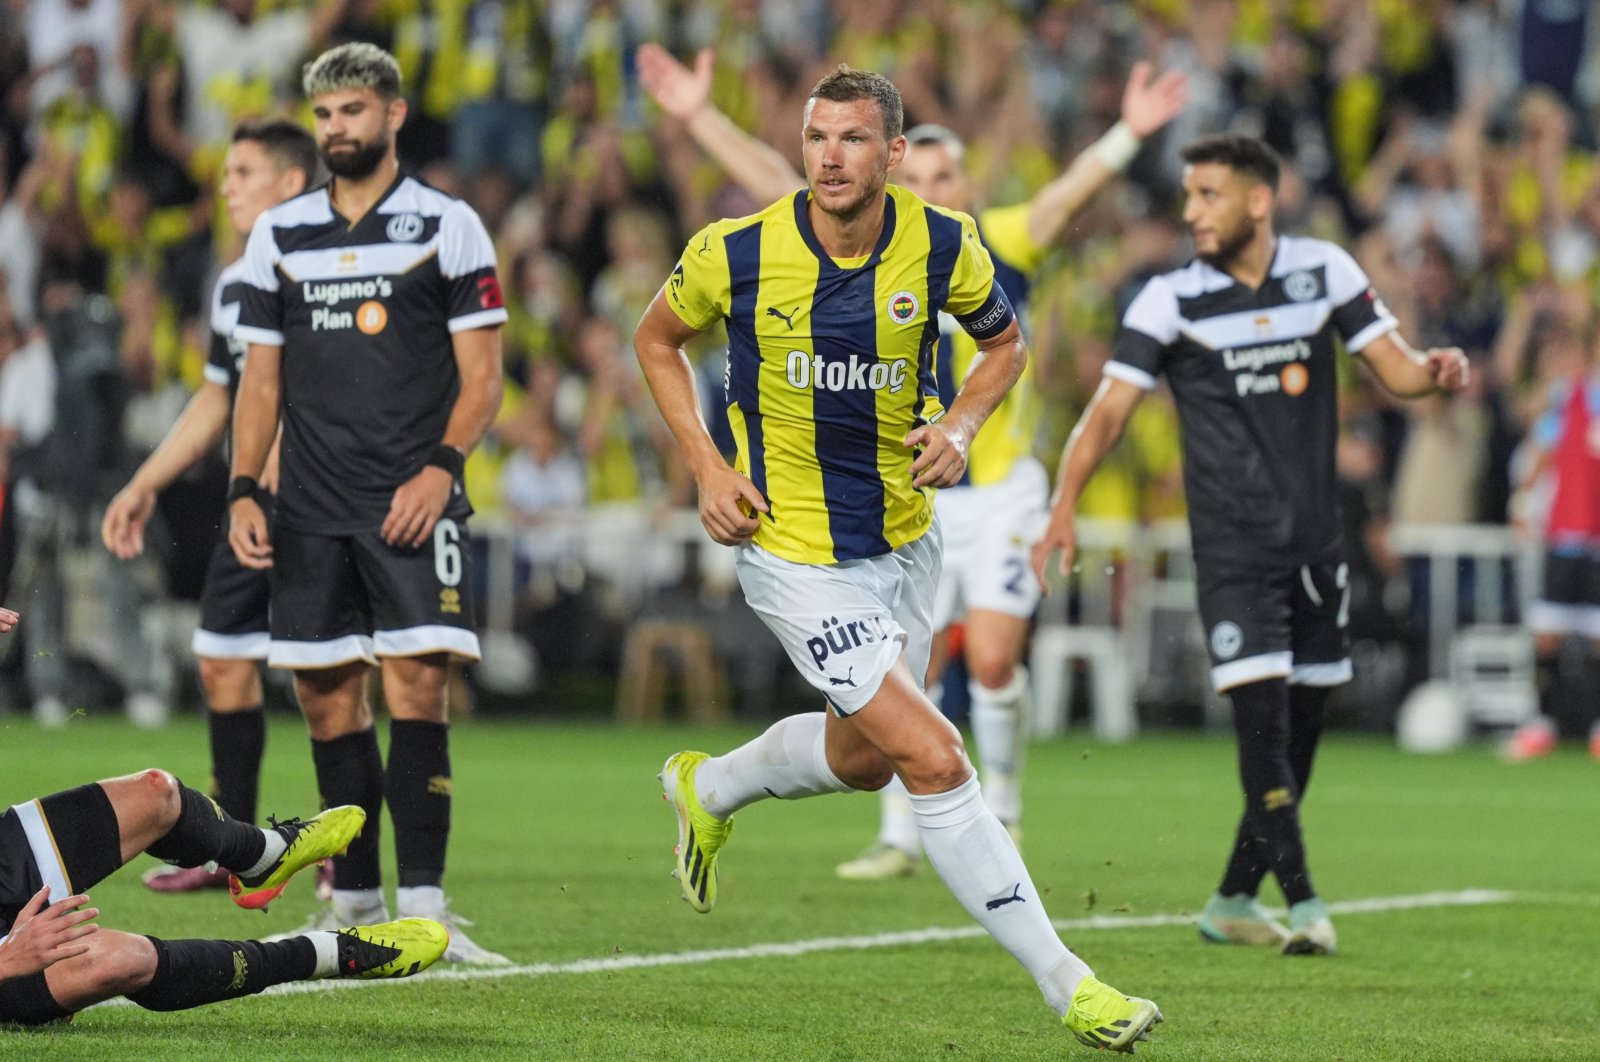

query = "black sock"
[1287,685,1331,797]
[386,719,451,888]
[1217,679,1316,905]
[1582,655,1600,736]
[128,935,317,1011]
[311,729,384,891]
[1227,684,1331,897]
[208,706,266,825]
[144,783,266,873]
[1535,651,1561,722]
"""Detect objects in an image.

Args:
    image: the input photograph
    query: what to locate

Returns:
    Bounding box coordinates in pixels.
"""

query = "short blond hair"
[303,42,402,100]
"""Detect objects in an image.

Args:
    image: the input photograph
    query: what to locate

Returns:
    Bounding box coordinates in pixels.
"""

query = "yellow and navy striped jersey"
[934,202,1047,487]
[667,184,1014,565]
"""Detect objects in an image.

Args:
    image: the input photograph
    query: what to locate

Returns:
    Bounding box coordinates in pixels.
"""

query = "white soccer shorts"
[931,456,1048,629]
[735,522,942,715]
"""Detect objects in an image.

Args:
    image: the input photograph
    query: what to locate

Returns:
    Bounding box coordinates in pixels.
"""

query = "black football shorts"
[1527,549,1600,637]
[0,784,120,1025]
[267,520,480,668]
[194,490,273,660]
[1194,558,1352,692]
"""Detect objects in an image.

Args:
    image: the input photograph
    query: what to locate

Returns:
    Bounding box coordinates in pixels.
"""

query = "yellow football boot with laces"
[660,751,733,913]
[1062,975,1164,1053]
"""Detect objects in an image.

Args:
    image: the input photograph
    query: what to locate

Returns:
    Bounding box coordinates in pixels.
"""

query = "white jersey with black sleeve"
[234,175,508,534]
[1107,235,1397,567]
[204,257,250,397]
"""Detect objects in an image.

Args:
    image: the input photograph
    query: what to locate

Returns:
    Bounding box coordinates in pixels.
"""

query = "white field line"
[113,887,1513,1003]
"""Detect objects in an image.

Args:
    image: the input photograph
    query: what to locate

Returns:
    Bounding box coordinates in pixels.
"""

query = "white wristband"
[1094,121,1142,172]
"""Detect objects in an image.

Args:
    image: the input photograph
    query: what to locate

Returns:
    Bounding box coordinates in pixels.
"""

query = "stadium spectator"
[636,65,1163,1053]
[141,0,355,173]
[575,313,686,507]
[500,357,587,593]
[0,304,53,604]
[0,0,1589,738]
[1033,134,1470,958]
[24,0,131,121]
[0,155,43,330]
[5,276,165,729]
[637,40,1188,878]
[101,119,318,893]
[228,43,507,964]
[1506,316,1600,761]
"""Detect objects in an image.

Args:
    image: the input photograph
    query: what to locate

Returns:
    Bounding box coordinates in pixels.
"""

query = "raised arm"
[1025,61,1189,248]
[636,45,805,204]
[1030,376,1147,589]
[634,291,767,545]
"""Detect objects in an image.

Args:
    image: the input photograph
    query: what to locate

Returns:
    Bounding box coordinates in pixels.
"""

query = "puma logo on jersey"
[828,668,856,688]
[767,306,798,330]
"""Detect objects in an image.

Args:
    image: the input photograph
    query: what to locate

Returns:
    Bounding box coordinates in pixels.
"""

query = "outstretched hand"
[0,607,18,633]
[1120,61,1190,139]
[637,44,714,122]
[0,887,98,981]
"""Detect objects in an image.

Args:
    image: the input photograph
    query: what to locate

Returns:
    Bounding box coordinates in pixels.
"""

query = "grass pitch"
[2,713,1596,1060]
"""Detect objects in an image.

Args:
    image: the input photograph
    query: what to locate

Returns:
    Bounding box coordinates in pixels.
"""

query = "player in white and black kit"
[103,120,318,893]
[229,44,507,963]
[1032,135,1468,957]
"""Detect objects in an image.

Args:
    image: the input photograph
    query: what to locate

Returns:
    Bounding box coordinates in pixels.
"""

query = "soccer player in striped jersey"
[102,120,317,892]
[636,66,1162,1052]
[1032,134,1469,956]
[638,44,1187,877]
[229,43,507,964]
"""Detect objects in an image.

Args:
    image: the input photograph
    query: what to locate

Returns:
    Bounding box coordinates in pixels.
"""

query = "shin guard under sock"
[311,729,384,891]
[129,936,317,1011]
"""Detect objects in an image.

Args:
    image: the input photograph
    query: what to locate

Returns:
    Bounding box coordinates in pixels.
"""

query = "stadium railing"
[468,511,1541,727]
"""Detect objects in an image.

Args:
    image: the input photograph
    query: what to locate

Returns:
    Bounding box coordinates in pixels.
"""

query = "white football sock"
[695,712,852,819]
[331,888,387,923]
[970,665,1029,823]
[911,774,1091,1016]
[396,884,445,917]
[875,775,920,855]
[309,931,340,978]
[239,829,288,880]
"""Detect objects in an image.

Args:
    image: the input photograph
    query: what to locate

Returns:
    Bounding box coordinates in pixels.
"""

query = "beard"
[321,131,390,180]
[810,171,885,222]
[1195,216,1257,268]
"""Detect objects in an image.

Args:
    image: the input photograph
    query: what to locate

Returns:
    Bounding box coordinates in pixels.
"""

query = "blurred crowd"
[1,0,1598,717]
